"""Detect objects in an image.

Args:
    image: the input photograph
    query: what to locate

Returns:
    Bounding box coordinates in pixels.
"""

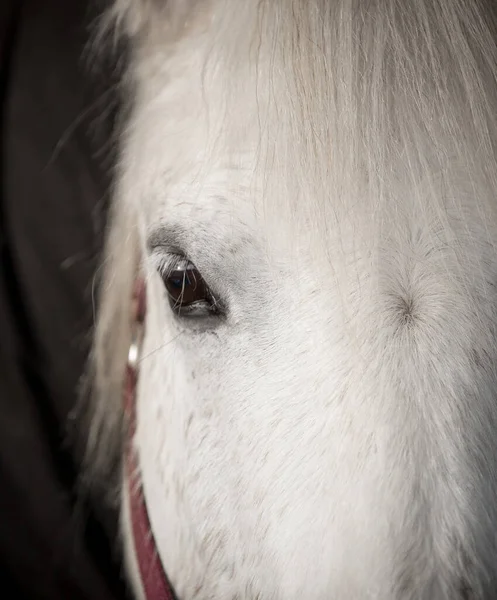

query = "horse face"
[98,1,497,598]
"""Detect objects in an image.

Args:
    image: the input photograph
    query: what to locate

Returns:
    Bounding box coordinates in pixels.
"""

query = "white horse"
[87,0,497,598]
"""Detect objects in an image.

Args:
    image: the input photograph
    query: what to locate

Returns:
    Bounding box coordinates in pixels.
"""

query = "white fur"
[89,1,497,598]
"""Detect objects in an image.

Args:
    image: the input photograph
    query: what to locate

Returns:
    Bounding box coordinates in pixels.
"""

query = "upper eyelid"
[147,225,215,280]
[150,251,192,278]
[166,255,191,272]
[147,225,209,274]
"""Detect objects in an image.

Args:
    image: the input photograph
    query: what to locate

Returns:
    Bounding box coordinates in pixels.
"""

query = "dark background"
[0,0,126,598]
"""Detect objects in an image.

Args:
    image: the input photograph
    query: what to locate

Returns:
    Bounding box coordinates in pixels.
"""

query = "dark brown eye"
[162,258,219,318]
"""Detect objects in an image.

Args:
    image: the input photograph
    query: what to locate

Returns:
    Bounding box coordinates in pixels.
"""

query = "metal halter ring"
[127,277,147,372]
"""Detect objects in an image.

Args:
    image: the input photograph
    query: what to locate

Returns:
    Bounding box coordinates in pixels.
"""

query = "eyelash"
[157,254,190,279]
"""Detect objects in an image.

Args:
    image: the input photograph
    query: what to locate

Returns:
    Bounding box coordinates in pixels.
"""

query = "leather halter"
[124,277,175,600]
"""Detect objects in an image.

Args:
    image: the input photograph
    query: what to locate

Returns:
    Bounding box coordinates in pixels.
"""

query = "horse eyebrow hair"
[146,225,189,255]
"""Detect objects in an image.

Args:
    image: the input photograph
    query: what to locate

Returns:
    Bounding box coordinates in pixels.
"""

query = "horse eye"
[161,259,219,318]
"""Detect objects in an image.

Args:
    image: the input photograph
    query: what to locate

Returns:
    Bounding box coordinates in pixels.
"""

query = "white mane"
[87,1,497,598]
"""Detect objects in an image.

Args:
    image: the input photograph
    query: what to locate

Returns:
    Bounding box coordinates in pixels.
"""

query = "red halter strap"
[124,277,175,600]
